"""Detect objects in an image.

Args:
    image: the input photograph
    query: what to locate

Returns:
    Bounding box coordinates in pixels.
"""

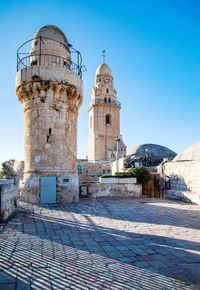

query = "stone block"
[99,177,136,184]
[0,179,17,221]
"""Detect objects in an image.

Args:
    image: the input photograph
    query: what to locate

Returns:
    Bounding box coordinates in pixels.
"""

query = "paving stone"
[148,260,168,269]
[0,272,16,283]
[0,198,199,289]
[133,261,150,268]
[0,283,16,290]
[116,245,129,251]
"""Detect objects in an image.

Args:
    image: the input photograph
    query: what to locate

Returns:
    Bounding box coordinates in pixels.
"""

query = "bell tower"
[88,59,126,161]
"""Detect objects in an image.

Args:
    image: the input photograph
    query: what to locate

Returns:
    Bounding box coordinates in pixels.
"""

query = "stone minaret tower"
[88,60,126,161]
[16,25,83,203]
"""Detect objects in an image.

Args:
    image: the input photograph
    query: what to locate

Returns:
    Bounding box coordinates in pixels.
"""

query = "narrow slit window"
[106,114,111,125]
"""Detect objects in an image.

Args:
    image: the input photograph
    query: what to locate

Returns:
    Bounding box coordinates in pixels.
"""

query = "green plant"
[45,80,50,86]
[101,174,132,178]
[32,75,40,80]
[0,162,12,177]
[128,167,152,186]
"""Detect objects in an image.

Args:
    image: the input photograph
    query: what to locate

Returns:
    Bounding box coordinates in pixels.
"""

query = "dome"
[96,63,112,76]
[33,25,69,46]
[174,141,200,161]
[127,143,176,160]
[30,25,71,64]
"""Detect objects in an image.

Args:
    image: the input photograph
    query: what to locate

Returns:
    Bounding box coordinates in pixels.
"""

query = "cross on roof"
[102,50,106,63]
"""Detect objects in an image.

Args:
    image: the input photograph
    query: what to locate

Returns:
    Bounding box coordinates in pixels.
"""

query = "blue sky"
[0,0,200,165]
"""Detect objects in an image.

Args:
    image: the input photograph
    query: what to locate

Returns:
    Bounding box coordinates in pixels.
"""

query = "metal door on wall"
[80,185,88,198]
[40,176,56,203]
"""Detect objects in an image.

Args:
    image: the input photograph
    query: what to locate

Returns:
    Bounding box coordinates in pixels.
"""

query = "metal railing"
[17,36,86,79]
[17,54,83,78]
[88,99,121,108]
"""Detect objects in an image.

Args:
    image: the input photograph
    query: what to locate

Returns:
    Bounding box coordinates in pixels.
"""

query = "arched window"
[104,98,107,103]
[106,89,109,93]
[99,78,101,82]
[106,114,111,125]
[108,98,111,103]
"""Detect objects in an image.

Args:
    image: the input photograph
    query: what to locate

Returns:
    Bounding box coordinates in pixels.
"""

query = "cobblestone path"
[0,198,200,289]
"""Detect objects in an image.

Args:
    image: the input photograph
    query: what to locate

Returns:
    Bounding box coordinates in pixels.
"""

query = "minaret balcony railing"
[88,99,121,108]
[17,36,86,79]
[17,54,83,78]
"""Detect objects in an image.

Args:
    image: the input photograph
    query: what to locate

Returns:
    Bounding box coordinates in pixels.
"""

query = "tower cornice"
[16,79,83,110]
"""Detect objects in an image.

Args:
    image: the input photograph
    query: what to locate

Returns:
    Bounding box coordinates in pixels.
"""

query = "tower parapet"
[16,25,85,203]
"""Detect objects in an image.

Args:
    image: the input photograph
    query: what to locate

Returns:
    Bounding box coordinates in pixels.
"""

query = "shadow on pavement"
[0,199,199,289]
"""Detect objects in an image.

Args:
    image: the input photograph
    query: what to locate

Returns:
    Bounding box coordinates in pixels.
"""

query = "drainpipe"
[116,138,120,173]
[0,186,2,221]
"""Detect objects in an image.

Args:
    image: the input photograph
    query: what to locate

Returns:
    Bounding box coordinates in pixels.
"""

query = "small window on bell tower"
[106,114,111,125]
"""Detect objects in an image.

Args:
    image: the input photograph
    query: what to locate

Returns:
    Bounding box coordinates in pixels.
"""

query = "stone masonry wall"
[77,159,112,184]
[5,160,24,179]
[162,160,200,205]
[0,179,18,221]
[88,105,120,161]
[16,70,82,202]
[111,156,127,174]
[77,157,128,185]
[88,183,142,198]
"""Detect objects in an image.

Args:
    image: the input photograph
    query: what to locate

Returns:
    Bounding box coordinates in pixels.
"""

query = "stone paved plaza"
[0,197,200,289]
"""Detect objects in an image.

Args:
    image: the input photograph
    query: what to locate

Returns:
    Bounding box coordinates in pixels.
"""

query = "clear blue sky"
[0,0,200,165]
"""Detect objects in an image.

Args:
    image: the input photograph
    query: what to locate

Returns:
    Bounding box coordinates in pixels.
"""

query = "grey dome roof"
[127,143,176,159]
[30,25,70,58]
[33,25,69,45]
[96,63,112,76]
[174,141,200,161]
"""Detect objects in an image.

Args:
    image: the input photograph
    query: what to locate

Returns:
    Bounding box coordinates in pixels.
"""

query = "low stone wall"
[166,190,200,205]
[0,179,18,221]
[162,160,200,205]
[99,177,137,184]
[88,183,142,198]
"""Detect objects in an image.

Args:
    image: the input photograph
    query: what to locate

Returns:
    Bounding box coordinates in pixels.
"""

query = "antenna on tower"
[102,50,106,63]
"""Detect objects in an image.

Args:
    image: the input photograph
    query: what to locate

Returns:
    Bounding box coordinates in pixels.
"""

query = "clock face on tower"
[104,77,110,83]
